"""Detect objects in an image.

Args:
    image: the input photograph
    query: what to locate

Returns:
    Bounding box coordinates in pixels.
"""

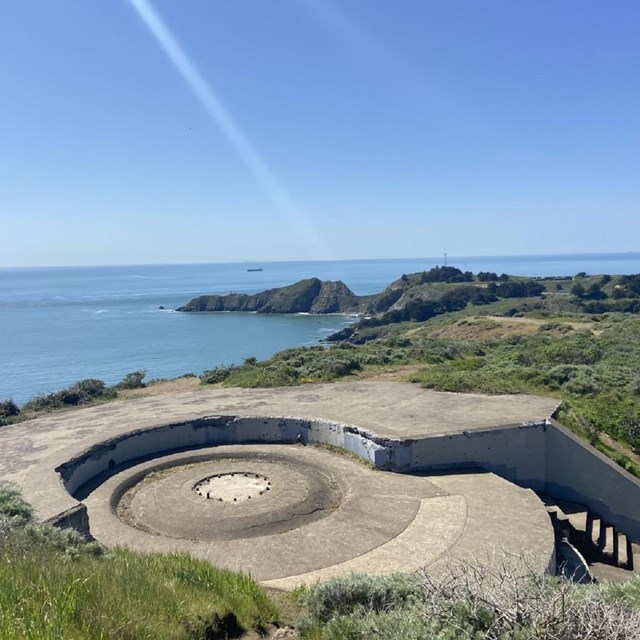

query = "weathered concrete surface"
[118,449,349,540]
[0,381,562,585]
[265,470,554,589]
[86,445,475,580]
[80,444,554,584]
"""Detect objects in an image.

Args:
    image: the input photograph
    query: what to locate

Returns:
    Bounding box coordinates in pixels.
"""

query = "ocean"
[2,253,639,405]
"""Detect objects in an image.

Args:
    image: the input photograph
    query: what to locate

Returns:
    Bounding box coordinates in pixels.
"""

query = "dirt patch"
[428,317,541,340]
[262,586,306,626]
[361,365,421,381]
[485,315,598,333]
[599,433,640,467]
[116,376,201,399]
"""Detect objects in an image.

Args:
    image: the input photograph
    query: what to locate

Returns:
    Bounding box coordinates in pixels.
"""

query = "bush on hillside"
[200,365,236,384]
[115,370,147,389]
[22,378,115,413]
[0,484,34,528]
[421,266,474,283]
[0,400,20,426]
[488,279,545,298]
[298,560,640,640]
[298,573,421,622]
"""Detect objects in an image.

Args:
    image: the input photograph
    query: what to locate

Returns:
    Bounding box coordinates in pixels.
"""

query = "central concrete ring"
[193,472,271,502]
[115,452,345,541]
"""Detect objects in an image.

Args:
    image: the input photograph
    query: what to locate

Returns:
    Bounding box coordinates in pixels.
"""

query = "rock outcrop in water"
[176,278,361,314]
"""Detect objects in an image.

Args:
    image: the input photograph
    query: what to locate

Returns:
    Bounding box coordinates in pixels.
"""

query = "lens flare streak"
[128,0,328,258]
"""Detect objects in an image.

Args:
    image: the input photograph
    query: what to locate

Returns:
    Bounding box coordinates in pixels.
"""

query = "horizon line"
[1,250,640,271]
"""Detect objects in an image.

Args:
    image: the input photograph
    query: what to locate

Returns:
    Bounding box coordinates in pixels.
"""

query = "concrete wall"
[545,419,640,542]
[387,421,547,491]
[56,415,386,496]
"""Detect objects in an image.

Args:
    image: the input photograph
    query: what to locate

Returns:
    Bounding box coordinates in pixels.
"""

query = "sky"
[1,1,639,267]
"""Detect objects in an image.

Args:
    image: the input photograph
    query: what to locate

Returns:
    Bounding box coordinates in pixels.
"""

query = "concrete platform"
[0,381,561,586]
[81,444,553,584]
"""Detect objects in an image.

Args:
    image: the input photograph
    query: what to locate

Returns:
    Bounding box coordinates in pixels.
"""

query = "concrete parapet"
[44,503,91,539]
[55,415,386,497]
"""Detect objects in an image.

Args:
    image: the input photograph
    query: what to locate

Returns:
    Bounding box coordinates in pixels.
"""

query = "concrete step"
[617,533,629,569]
[601,524,615,556]
[589,515,602,547]
[543,496,635,573]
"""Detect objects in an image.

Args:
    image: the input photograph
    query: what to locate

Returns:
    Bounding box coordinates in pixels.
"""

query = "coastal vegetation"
[295,568,640,639]
[0,371,148,426]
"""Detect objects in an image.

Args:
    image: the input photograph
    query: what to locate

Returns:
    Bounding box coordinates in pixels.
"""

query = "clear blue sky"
[1,1,639,267]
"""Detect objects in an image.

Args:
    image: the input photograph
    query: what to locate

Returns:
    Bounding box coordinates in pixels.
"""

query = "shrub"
[76,378,107,397]
[115,370,147,389]
[563,372,600,396]
[415,560,640,640]
[421,266,473,283]
[0,485,34,528]
[226,362,300,387]
[200,365,235,384]
[297,606,432,640]
[299,573,420,622]
[0,399,19,420]
[22,378,114,413]
[0,400,21,426]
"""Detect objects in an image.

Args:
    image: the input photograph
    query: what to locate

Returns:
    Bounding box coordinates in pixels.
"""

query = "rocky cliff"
[176,278,361,314]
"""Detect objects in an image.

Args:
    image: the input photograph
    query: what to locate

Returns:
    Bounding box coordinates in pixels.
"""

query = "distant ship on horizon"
[247,267,263,272]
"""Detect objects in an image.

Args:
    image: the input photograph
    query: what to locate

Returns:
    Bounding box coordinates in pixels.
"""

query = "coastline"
[4,254,640,404]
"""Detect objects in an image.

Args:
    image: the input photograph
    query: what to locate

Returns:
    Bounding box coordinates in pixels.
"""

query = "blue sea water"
[1,253,639,405]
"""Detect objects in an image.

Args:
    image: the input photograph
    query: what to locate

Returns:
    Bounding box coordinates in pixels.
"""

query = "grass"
[0,486,281,640]
[0,545,280,640]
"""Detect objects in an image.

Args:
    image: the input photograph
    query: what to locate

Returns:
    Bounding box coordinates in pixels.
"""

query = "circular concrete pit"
[115,450,344,540]
[83,443,555,589]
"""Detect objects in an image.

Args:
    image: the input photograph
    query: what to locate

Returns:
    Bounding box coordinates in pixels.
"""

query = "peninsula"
[176,277,362,314]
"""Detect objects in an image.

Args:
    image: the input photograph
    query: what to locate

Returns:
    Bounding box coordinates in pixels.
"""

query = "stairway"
[542,495,635,581]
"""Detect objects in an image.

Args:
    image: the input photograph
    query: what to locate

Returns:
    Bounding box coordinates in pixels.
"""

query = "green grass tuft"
[0,486,280,639]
